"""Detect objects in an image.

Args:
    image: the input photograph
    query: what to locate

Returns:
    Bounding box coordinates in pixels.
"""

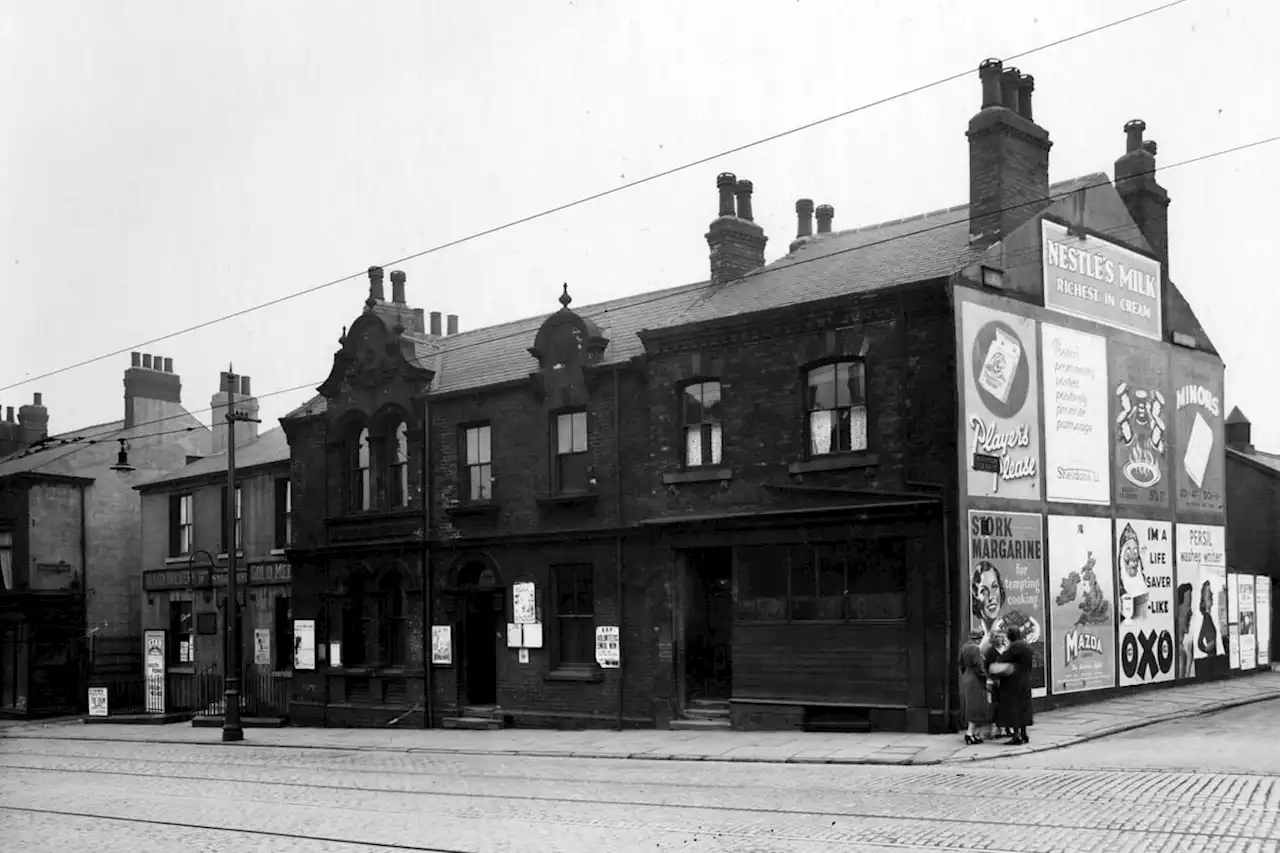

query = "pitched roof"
[136,426,291,490]
[0,417,127,478]
[1228,446,1280,478]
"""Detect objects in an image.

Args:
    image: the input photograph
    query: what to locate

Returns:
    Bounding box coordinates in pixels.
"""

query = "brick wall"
[26,482,83,591]
[1226,455,1280,578]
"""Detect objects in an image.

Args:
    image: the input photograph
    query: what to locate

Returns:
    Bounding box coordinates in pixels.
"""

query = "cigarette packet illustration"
[977,328,1022,405]
[1184,412,1213,488]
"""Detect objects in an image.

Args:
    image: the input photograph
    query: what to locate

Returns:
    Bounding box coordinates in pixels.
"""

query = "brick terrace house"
[1225,408,1278,665]
[285,58,1226,733]
[134,372,296,719]
[0,355,210,717]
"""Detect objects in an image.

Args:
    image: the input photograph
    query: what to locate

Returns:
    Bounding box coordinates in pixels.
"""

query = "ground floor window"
[273,596,292,671]
[737,538,908,622]
[168,600,193,664]
[554,563,595,665]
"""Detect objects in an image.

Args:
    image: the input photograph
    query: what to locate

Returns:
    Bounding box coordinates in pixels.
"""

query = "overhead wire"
[0,0,1194,395]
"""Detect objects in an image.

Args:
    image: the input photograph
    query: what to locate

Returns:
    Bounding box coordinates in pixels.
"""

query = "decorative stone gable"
[527,284,610,403]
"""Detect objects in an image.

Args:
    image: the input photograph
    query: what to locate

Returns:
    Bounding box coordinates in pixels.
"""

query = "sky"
[2,0,1278,450]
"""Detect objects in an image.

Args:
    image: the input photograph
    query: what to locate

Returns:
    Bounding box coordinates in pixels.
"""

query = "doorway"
[464,591,500,706]
[683,548,733,703]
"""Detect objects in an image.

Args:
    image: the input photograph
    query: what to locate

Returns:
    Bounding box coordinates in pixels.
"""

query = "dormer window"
[681,380,723,468]
[806,360,868,456]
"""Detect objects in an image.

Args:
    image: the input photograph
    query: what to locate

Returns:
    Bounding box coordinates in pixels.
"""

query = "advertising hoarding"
[1171,350,1225,515]
[1228,573,1241,670]
[143,630,166,714]
[1109,341,1172,508]
[968,510,1048,698]
[1041,220,1162,341]
[1239,575,1257,670]
[959,298,1042,501]
[1042,324,1111,504]
[1115,519,1176,686]
[1174,524,1227,678]
[1048,515,1116,694]
[1257,577,1272,668]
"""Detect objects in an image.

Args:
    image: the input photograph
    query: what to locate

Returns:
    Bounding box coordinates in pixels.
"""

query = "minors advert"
[293,619,316,670]
[1041,219,1162,341]
[959,298,1041,501]
[1115,519,1175,686]
[595,625,620,669]
[1239,575,1257,670]
[143,630,166,714]
[1174,525,1227,678]
[1171,350,1225,515]
[968,511,1047,698]
[1109,341,1171,508]
[1042,324,1111,504]
[1257,577,1272,668]
[1048,516,1116,694]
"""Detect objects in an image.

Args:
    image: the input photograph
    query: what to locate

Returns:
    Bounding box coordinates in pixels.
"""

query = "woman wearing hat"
[958,628,992,744]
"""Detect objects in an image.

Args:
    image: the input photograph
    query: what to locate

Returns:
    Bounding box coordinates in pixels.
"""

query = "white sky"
[2,0,1277,448]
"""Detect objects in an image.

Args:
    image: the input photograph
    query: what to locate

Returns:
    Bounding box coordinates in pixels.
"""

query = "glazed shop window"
[168,600,193,665]
[681,380,723,468]
[168,493,193,557]
[791,540,907,621]
[735,545,789,621]
[553,410,590,495]
[555,563,595,665]
[805,360,868,455]
[461,424,493,502]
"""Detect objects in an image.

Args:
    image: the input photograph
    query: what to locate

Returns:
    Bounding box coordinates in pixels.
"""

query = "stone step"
[684,706,730,719]
[442,716,504,730]
[669,717,732,731]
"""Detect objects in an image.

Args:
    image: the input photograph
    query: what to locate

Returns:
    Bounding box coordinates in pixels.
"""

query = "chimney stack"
[5,407,13,422]
[446,314,459,336]
[967,58,1052,247]
[412,308,426,335]
[1114,119,1170,275]
[17,392,48,448]
[705,172,768,284]
[366,266,385,305]
[124,352,182,429]
[429,312,443,336]
[815,204,834,235]
[1225,406,1253,452]
[789,198,815,253]
[211,370,259,454]
[390,270,406,304]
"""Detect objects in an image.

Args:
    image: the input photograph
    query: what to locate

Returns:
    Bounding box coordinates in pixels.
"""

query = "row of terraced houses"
[2,60,1277,731]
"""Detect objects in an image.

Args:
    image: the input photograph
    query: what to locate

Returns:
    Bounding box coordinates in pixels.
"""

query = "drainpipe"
[614,367,625,732]
[908,480,952,732]
[80,483,88,687]
[422,393,434,728]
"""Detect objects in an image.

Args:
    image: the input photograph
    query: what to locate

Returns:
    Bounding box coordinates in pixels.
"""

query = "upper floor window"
[388,422,409,508]
[806,360,868,456]
[274,478,291,550]
[553,410,589,494]
[168,494,193,557]
[462,424,492,502]
[681,380,723,468]
[0,530,13,591]
[355,427,371,510]
[220,485,242,553]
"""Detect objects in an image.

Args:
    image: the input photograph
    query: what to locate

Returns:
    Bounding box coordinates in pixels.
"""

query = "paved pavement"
[3,670,1278,767]
[2,702,1278,852]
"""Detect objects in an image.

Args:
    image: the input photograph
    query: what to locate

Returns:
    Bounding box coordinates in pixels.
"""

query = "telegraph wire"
[0,0,1193,394]
[7,130,1277,473]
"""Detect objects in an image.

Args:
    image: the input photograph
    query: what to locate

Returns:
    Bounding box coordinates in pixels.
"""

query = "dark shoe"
[1005,736,1025,746]
[964,734,976,745]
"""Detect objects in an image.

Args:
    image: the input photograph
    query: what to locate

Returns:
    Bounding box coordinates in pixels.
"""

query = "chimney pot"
[412,308,425,334]
[241,376,251,395]
[446,314,459,336]
[1016,73,1035,121]
[151,354,162,371]
[5,407,12,422]
[163,357,173,373]
[1125,119,1146,153]
[430,311,442,336]
[131,352,141,367]
[33,392,42,406]
[978,58,1004,108]
[795,199,814,238]
[390,269,407,304]
[716,172,737,217]
[1000,67,1022,114]
[142,354,153,369]
[815,204,834,234]
[1142,139,1158,157]
[734,179,755,222]
[367,266,385,302]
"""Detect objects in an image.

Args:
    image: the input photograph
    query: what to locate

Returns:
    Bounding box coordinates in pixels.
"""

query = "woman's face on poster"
[976,568,1002,621]
[1200,585,1213,613]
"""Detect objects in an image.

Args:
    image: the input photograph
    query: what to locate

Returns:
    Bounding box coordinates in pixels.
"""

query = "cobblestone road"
[2,703,1278,852]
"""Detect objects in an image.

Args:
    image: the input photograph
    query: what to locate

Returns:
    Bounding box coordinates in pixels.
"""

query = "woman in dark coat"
[958,630,991,744]
[990,625,1034,745]
[981,629,1007,738]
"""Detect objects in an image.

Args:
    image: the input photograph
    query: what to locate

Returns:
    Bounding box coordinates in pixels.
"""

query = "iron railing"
[89,665,290,718]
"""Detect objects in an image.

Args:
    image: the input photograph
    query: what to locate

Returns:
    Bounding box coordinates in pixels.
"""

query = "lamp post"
[222,368,259,743]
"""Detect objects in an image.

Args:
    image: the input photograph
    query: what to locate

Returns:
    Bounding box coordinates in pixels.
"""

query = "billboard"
[960,299,1042,501]
[1042,324,1111,504]
[1109,341,1172,508]
[1171,350,1225,515]
[1041,219,1162,341]
[1115,519,1175,686]
[1239,575,1257,670]
[1257,577,1272,668]
[968,510,1047,698]
[1228,573,1241,670]
[1174,524,1227,678]
[1048,515,1116,693]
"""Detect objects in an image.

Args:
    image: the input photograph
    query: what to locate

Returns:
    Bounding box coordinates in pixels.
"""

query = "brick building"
[285,58,1235,733]
[1225,409,1278,666]
[134,372,296,719]
[0,354,210,716]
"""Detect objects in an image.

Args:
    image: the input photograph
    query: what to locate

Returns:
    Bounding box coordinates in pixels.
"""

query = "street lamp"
[221,367,259,744]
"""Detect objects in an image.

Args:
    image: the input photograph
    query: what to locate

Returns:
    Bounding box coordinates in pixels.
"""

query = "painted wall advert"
[1041,220,1163,341]
[1048,515,1116,694]
[960,298,1041,501]
[968,511,1047,697]
[1115,519,1175,686]
[1174,524,1226,678]
[1171,350,1225,515]
[1042,324,1111,504]
[1109,341,1171,507]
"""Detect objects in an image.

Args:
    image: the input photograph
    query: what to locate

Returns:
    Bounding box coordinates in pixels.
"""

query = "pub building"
[136,379,296,718]
[285,58,1234,734]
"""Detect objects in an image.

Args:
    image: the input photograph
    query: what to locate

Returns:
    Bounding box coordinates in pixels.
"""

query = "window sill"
[536,492,599,509]
[166,555,200,565]
[216,551,245,561]
[167,665,196,674]
[662,467,732,485]
[269,548,287,556]
[544,665,605,683]
[788,452,879,474]
[444,501,501,518]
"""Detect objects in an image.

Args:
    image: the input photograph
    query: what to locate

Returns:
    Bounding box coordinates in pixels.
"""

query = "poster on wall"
[1257,577,1272,668]
[254,629,271,666]
[431,625,452,665]
[1042,325,1111,504]
[1041,220,1163,342]
[1174,525,1226,678]
[595,626,620,669]
[512,581,536,624]
[1171,350,1225,515]
[1227,573,1241,670]
[968,510,1048,698]
[293,619,315,670]
[959,299,1042,501]
[1239,575,1257,670]
[1048,515,1116,694]
[1109,341,1171,508]
[1115,519,1175,686]
[143,630,166,714]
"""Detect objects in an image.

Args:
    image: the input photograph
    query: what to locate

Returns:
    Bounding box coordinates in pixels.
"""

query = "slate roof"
[1231,448,1280,477]
[136,426,291,490]
[0,417,128,478]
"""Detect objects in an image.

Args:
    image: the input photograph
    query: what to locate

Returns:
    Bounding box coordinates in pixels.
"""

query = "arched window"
[388,421,409,508]
[355,427,371,511]
[340,572,367,667]
[377,572,406,666]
